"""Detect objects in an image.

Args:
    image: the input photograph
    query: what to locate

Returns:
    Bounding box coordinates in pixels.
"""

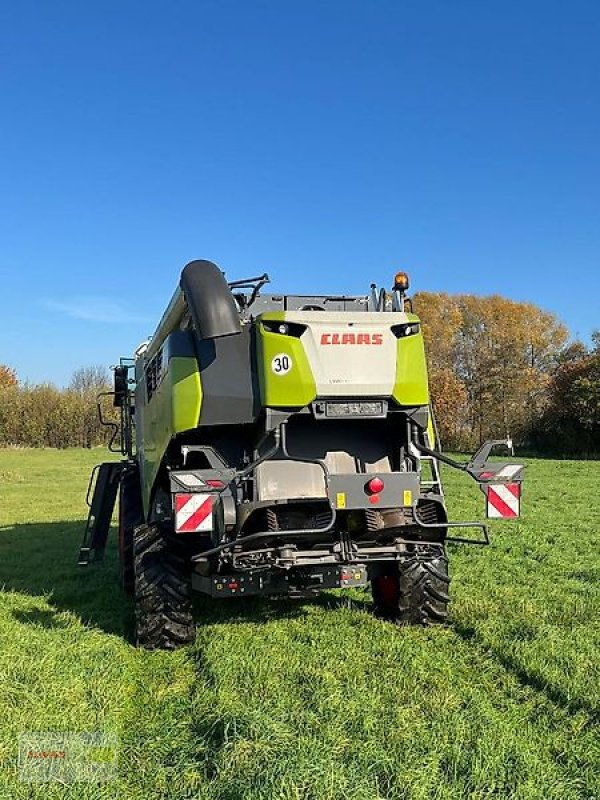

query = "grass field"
[0,448,598,799]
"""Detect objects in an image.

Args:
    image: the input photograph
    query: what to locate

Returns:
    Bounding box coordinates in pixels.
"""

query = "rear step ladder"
[78,462,125,566]
[420,410,445,498]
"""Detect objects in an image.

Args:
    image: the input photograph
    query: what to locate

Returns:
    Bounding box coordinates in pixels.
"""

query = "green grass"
[0,448,598,799]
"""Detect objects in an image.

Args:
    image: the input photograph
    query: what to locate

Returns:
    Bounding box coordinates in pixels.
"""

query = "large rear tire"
[371,543,450,625]
[398,543,450,624]
[133,522,196,650]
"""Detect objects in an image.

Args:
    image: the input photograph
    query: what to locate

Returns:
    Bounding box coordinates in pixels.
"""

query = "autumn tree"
[412,292,468,447]
[413,292,568,450]
[531,333,600,455]
[0,364,17,388]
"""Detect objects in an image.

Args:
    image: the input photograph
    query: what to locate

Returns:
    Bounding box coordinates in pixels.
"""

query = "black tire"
[133,522,196,650]
[371,543,450,625]
[398,543,450,624]
[118,466,143,595]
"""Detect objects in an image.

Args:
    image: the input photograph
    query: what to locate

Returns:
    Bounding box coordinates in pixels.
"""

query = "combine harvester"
[80,260,524,649]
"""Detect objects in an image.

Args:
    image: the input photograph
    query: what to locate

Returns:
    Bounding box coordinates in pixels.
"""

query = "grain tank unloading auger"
[79,260,524,650]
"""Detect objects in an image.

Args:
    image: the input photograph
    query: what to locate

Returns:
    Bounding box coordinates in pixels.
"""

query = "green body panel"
[142,355,202,512]
[256,314,317,407]
[172,358,203,432]
[427,414,436,447]
[392,315,430,407]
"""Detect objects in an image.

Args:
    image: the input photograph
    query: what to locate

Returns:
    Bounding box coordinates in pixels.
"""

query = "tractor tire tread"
[397,544,450,626]
[133,522,195,650]
[371,543,450,626]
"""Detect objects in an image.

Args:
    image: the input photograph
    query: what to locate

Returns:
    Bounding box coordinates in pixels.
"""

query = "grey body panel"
[327,472,419,510]
[285,419,396,467]
[243,294,369,316]
[196,325,259,425]
[256,460,326,501]
[166,329,197,359]
[255,422,397,502]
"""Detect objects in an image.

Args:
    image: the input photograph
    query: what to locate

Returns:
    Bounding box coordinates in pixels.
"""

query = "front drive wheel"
[133,523,196,650]
[371,543,450,625]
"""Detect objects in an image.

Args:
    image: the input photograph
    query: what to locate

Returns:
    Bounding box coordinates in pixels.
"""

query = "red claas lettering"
[320,332,384,345]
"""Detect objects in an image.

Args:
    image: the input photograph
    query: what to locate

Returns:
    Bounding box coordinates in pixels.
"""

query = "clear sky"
[1,0,598,385]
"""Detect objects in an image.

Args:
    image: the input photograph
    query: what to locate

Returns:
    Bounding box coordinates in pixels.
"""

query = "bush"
[0,369,117,449]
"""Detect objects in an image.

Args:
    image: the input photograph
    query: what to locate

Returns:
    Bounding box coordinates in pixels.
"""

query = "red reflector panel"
[486,483,520,519]
[175,493,214,533]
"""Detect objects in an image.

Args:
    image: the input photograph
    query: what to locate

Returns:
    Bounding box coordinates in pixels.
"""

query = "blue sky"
[1,0,598,385]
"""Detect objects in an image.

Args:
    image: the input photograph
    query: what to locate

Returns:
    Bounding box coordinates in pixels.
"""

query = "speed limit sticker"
[271,354,292,375]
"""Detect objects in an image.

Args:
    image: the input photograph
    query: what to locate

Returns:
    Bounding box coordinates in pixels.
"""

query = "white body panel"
[289,311,409,398]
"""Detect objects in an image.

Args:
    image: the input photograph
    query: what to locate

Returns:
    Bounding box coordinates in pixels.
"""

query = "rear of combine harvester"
[79,260,524,650]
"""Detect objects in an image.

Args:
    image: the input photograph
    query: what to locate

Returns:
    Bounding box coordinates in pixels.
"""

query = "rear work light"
[261,320,306,338]
[391,322,420,338]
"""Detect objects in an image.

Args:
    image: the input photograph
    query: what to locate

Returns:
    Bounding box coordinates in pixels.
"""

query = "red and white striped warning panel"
[174,493,214,533]
[486,483,521,519]
[494,465,523,480]
[477,464,524,482]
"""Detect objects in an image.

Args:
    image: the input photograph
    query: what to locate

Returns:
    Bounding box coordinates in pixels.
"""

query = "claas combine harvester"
[79,260,524,649]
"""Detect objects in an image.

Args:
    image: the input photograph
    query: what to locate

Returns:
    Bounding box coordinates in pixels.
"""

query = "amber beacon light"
[393,271,410,291]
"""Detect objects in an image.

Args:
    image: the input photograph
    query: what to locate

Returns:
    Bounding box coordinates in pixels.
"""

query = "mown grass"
[0,448,598,799]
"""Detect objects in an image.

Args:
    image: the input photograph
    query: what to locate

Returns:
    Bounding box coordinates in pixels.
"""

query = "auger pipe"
[145,259,242,362]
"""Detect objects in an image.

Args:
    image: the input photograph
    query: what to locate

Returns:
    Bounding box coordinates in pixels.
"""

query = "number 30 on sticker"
[271,354,292,375]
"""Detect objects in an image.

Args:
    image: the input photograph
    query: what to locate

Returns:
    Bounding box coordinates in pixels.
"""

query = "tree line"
[0,365,117,449]
[414,293,599,456]
[0,295,598,455]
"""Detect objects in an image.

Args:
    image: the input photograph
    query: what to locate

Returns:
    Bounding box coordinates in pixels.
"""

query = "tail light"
[366,477,385,494]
